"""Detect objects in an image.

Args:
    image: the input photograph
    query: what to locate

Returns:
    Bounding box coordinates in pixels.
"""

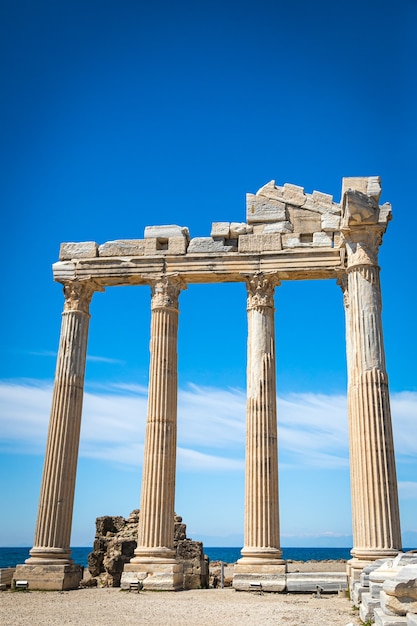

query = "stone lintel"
[12,563,83,591]
[52,249,345,286]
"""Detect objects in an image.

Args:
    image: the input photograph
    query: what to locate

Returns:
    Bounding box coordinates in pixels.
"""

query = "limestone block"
[211,222,230,238]
[98,240,145,257]
[321,212,341,231]
[246,193,287,224]
[167,237,188,255]
[255,180,284,201]
[232,572,286,592]
[407,612,417,625]
[312,190,334,210]
[381,590,417,616]
[238,234,282,253]
[144,237,188,255]
[263,221,293,234]
[342,176,369,196]
[144,225,190,240]
[360,592,381,622]
[353,581,367,605]
[188,237,237,253]
[367,176,382,201]
[230,222,251,237]
[252,224,266,234]
[384,566,417,601]
[374,607,408,626]
[369,556,417,599]
[60,241,98,260]
[288,206,322,234]
[282,234,301,248]
[286,572,348,593]
[283,183,306,207]
[313,232,333,247]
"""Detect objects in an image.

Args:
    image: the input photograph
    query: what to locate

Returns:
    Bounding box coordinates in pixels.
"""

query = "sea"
[0,546,354,569]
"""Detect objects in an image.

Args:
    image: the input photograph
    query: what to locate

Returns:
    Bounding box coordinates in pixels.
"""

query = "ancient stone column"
[122,276,184,590]
[233,273,286,592]
[340,181,402,580]
[14,279,97,590]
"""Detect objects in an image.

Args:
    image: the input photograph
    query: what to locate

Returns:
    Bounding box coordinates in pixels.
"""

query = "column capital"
[244,272,279,310]
[150,275,186,310]
[63,280,103,314]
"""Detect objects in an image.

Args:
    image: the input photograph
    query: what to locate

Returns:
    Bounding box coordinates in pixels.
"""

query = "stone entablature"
[54,177,391,287]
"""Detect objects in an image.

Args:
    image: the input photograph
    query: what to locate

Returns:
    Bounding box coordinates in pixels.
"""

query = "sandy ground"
[1,587,361,626]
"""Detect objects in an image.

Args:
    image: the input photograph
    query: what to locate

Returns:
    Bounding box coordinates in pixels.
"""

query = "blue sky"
[1,0,416,548]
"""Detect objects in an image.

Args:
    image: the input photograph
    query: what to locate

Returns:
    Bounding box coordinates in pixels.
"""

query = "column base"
[233,552,287,592]
[121,560,184,591]
[12,563,83,591]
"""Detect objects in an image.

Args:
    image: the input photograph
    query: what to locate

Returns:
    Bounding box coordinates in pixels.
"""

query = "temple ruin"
[13,176,402,592]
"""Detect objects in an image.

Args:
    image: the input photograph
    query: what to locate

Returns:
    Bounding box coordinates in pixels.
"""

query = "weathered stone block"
[321,212,341,231]
[286,572,348,593]
[374,607,408,625]
[246,193,287,223]
[283,183,306,207]
[381,590,417,616]
[288,206,322,234]
[211,222,230,238]
[144,237,188,255]
[360,591,381,622]
[342,176,369,196]
[384,566,417,600]
[263,221,293,234]
[313,232,333,247]
[230,222,251,237]
[144,225,190,240]
[98,240,145,257]
[238,234,282,253]
[312,190,334,210]
[60,241,98,260]
[255,180,284,201]
[282,234,301,248]
[188,237,237,253]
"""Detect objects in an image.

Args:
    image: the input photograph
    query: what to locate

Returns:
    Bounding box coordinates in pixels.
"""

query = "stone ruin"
[87,510,209,589]
[13,176,405,592]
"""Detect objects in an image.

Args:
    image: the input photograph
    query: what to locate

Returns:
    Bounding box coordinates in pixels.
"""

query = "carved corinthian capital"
[63,280,97,314]
[245,273,278,310]
[150,276,185,310]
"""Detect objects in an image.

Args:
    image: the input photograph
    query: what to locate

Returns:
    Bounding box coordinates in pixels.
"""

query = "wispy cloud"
[29,350,125,365]
[0,380,416,476]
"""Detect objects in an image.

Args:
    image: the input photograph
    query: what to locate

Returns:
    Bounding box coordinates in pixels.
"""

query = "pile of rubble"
[87,510,208,589]
[352,551,417,625]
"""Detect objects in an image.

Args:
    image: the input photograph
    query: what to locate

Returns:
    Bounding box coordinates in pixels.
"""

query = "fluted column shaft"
[240,273,282,563]
[341,229,401,562]
[133,276,183,561]
[27,281,95,564]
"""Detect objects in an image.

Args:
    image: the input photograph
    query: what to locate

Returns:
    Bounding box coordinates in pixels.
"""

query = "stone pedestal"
[14,280,97,590]
[340,183,401,581]
[233,273,286,592]
[121,277,184,591]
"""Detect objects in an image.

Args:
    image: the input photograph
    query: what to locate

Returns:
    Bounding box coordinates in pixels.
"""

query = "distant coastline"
[0,546,357,569]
